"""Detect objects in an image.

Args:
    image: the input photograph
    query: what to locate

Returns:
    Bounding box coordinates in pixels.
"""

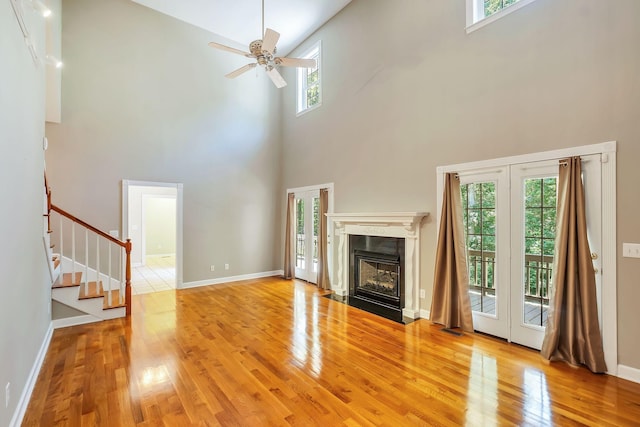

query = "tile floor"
[131,255,176,295]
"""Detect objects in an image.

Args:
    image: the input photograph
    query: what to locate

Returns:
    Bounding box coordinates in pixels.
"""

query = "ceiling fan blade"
[208,41,253,58]
[261,28,280,55]
[266,67,287,88]
[275,57,317,68]
[225,63,257,79]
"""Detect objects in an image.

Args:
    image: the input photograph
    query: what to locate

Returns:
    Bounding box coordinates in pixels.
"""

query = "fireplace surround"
[327,212,428,321]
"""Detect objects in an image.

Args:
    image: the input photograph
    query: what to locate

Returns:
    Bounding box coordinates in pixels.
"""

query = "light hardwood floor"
[23,277,640,426]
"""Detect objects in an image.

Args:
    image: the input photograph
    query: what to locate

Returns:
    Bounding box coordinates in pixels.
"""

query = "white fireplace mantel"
[326,212,429,319]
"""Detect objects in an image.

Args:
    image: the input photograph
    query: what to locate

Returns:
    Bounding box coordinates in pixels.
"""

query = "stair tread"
[52,272,82,289]
[78,281,104,299]
[103,290,126,310]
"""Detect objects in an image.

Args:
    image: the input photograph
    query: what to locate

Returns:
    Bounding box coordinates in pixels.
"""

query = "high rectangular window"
[466,0,539,33]
[296,41,321,115]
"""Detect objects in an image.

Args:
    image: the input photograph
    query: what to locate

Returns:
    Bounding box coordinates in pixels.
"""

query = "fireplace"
[327,212,428,321]
[349,235,405,322]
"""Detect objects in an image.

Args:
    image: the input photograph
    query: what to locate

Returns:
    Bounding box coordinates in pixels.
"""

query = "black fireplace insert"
[349,235,405,322]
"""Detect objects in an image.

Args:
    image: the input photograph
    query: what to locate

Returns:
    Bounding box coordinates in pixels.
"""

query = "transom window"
[296,41,321,115]
[466,0,539,33]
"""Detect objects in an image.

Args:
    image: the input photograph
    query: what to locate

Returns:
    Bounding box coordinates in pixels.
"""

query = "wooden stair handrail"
[51,204,126,248]
[44,172,52,233]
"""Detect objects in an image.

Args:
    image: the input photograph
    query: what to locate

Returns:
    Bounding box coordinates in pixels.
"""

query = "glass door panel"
[294,191,319,283]
[522,177,557,328]
[462,181,497,316]
[460,169,509,340]
[295,198,306,270]
[312,196,319,274]
[511,161,560,349]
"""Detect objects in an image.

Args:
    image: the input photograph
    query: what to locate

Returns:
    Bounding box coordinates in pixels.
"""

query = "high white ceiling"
[131,0,352,56]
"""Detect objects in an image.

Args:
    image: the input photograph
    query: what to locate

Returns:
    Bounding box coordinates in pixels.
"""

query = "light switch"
[622,243,640,258]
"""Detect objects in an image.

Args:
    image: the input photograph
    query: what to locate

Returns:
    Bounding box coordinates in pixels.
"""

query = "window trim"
[296,40,322,116]
[466,0,539,34]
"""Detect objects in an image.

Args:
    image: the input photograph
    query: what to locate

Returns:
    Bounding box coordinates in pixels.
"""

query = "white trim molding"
[9,323,54,427]
[52,314,102,329]
[327,212,429,319]
[182,270,284,289]
[618,365,640,385]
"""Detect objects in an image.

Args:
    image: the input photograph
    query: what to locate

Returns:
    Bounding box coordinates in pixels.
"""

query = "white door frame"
[437,141,617,376]
[122,180,184,289]
[287,183,334,284]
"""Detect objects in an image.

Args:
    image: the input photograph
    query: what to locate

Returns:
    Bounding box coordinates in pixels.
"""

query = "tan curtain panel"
[541,157,607,373]
[283,193,295,280]
[317,189,331,290]
[430,173,474,333]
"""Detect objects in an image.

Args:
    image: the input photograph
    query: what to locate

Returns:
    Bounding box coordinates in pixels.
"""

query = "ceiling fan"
[208,0,316,88]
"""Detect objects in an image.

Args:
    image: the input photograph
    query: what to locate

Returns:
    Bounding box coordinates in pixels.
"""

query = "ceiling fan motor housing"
[250,39,276,66]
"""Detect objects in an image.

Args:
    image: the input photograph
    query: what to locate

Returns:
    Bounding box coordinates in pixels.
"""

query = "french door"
[459,155,601,349]
[294,190,320,283]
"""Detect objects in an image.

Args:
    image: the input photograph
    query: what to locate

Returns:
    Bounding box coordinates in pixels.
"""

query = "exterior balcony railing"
[468,249,553,305]
[296,234,318,267]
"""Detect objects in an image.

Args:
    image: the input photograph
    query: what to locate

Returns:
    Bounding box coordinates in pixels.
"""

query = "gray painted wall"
[1,2,52,425]
[52,301,86,320]
[45,0,283,283]
[280,0,640,369]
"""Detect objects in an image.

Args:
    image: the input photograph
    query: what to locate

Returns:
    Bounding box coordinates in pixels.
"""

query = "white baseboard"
[618,364,640,384]
[9,322,54,427]
[52,314,102,329]
[182,270,284,289]
[419,309,430,320]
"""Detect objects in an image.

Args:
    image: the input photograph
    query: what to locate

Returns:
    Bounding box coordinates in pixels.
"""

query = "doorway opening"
[122,180,184,294]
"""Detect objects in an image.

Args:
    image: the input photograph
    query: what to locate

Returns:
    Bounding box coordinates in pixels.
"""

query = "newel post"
[125,238,132,316]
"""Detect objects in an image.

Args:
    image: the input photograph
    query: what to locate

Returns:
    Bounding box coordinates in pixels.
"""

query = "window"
[466,0,539,33]
[296,41,321,115]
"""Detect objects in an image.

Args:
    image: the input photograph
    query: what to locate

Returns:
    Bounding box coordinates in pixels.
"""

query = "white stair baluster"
[120,246,124,304]
[108,242,112,304]
[96,235,104,305]
[84,230,88,286]
[59,215,64,276]
[71,223,76,279]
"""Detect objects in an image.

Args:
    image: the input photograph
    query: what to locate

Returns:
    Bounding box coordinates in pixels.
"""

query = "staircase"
[44,174,132,321]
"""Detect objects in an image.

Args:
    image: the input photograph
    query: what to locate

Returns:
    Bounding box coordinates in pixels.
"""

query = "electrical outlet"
[623,243,640,258]
[5,382,10,408]
[225,263,229,270]
[210,265,215,272]
[420,289,426,299]
[108,230,119,238]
